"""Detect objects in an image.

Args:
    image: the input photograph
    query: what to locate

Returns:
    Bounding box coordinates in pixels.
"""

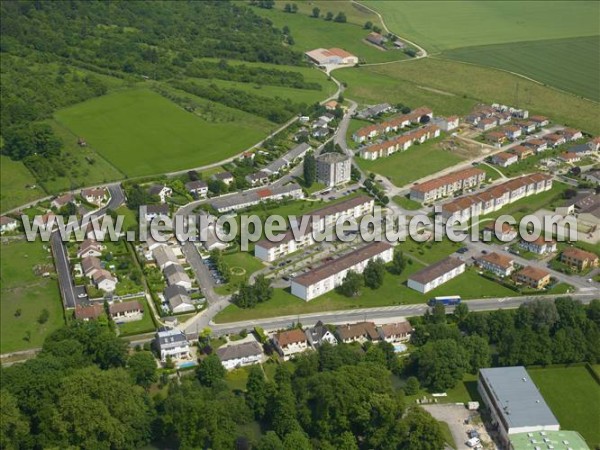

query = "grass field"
[357,137,465,187]
[117,297,156,336]
[443,36,600,101]
[214,251,267,295]
[215,265,517,323]
[250,2,409,63]
[529,366,600,447]
[0,239,64,353]
[335,58,600,135]
[370,1,600,53]
[54,88,272,178]
[393,195,422,211]
[0,156,46,213]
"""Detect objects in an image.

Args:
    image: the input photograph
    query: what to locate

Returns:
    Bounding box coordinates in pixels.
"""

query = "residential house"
[305,321,337,348]
[74,304,104,321]
[366,31,387,46]
[109,301,143,322]
[77,239,104,258]
[164,263,192,290]
[485,131,507,145]
[81,255,102,277]
[559,128,583,142]
[407,257,466,293]
[210,183,304,213]
[0,216,18,234]
[378,322,414,343]
[81,188,107,205]
[148,185,173,203]
[305,48,358,65]
[436,115,460,132]
[336,322,380,344]
[476,252,515,277]
[143,204,170,221]
[153,245,178,270]
[272,329,309,360]
[492,152,518,167]
[544,134,566,148]
[530,115,549,127]
[245,171,270,187]
[410,168,486,203]
[582,169,600,185]
[589,137,600,152]
[519,236,557,255]
[511,145,534,160]
[324,100,339,111]
[212,172,234,185]
[185,180,208,197]
[155,328,191,362]
[164,284,195,313]
[503,125,522,140]
[51,193,75,210]
[560,247,599,271]
[518,121,537,135]
[355,103,392,119]
[514,266,551,289]
[569,143,594,156]
[477,117,498,131]
[312,127,329,138]
[558,152,581,163]
[217,341,264,370]
[483,220,517,242]
[92,269,117,292]
[523,139,547,153]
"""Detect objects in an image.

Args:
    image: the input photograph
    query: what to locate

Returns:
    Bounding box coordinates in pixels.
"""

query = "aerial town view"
[0,1,599,449]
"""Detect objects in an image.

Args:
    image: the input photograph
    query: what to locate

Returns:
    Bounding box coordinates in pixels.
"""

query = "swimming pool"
[393,343,407,353]
[178,361,198,369]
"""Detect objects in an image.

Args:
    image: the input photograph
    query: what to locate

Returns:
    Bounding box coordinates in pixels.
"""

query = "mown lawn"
[356,137,465,187]
[215,265,517,323]
[529,366,600,447]
[54,88,271,177]
[214,251,267,295]
[370,1,599,53]
[0,156,46,213]
[335,58,600,135]
[0,239,65,353]
[117,297,156,336]
[393,195,424,211]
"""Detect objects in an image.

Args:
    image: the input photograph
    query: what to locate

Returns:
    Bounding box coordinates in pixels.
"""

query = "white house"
[81,188,107,205]
[378,322,414,343]
[164,264,193,290]
[156,328,191,362]
[0,216,18,234]
[216,340,264,370]
[109,300,143,322]
[407,257,465,294]
[149,185,173,203]
[492,152,518,168]
[185,180,208,197]
[153,245,178,270]
[476,252,515,277]
[92,269,117,292]
[305,321,337,348]
[272,329,309,360]
[144,204,170,221]
[518,237,557,255]
[77,239,104,258]
[336,322,380,344]
[164,285,195,314]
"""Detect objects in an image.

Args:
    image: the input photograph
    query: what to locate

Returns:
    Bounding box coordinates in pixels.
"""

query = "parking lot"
[202,257,226,285]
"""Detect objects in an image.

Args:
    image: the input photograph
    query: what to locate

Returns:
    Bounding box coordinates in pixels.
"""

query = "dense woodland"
[1,298,598,449]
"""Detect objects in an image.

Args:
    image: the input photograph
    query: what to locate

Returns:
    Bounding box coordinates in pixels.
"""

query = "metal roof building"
[478,366,560,446]
[509,430,589,450]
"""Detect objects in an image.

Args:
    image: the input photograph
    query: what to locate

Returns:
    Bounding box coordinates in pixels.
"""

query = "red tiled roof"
[411,168,485,194]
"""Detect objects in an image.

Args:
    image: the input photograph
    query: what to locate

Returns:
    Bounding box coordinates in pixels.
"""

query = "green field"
[215,265,517,323]
[214,251,267,295]
[0,239,64,353]
[335,58,600,134]
[0,156,46,213]
[443,36,600,101]
[370,1,600,53]
[357,137,465,187]
[54,88,272,178]
[117,297,156,336]
[529,366,600,447]
[250,2,409,63]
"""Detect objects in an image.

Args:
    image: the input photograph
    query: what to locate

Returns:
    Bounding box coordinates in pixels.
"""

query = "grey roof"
[144,204,169,215]
[153,245,178,267]
[216,341,263,361]
[284,143,311,161]
[164,284,188,300]
[570,143,593,153]
[185,180,207,191]
[245,171,270,183]
[409,257,465,285]
[479,367,559,430]
[264,158,289,174]
[148,184,165,195]
[210,183,302,212]
[164,263,192,286]
[213,171,233,181]
[156,328,189,349]
[316,152,349,164]
[306,320,336,345]
[356,103,392,119]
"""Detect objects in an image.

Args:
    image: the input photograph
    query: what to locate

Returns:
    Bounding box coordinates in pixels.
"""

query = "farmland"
[54,88,273,178]
[0,239,64,353]
[443,36,600,101]
[335,58,600,134]
[529,365,600,447]
[0,156,46,213]
[370,1,600,53]
[249,2,409,63]
[356,137,465,187]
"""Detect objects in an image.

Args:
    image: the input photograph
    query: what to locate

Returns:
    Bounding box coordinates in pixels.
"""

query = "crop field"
[370,1,600,53]
[443,36,600,101]
[250,3,409,63]
[0,239,64,353]
[335,58,600,135]
[0,156,46,213]
[529,366,600,447]
[356,137,465,187]
[54,88,272,178]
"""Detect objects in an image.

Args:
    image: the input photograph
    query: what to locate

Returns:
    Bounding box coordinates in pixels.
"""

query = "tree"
[197,354,225,387]
[282,430,311,450]
[337,270,363,297]
[37,308,49,324]
[0,389,29,449]
[363,258,385,289]
[387,250,405,275]
[127,351,157,388]
[431,303,447,324]
[283,3,292,13]
[325,11,334,21]
[462,335,491,373]
[413,339,469,391]
[258,431,283,450]
[398,407,445,450]
[364,21,373,29]
[311,6,320,18]
[246,365,268,419]
[303,152,316,187]
[253,274,274,303]
[404,376,420,395]
[453,302,469,323]
[334,12,347,23]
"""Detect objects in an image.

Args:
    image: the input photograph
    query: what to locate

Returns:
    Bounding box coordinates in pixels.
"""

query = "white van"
[466,437,481,448]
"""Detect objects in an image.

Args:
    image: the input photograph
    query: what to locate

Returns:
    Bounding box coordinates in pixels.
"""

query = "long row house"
[352,107,433,143]
[409,167,486,203]
[359,124,441,160]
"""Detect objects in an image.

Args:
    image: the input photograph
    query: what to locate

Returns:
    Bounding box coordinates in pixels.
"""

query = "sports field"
[0,156,46,213]
[251,3,408,63]
[444,36,600,101]
[370,1,600,53]
[54,88,272,178]
[335,58,600,134]
[529,366,600,447]
[0,239,64,353]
